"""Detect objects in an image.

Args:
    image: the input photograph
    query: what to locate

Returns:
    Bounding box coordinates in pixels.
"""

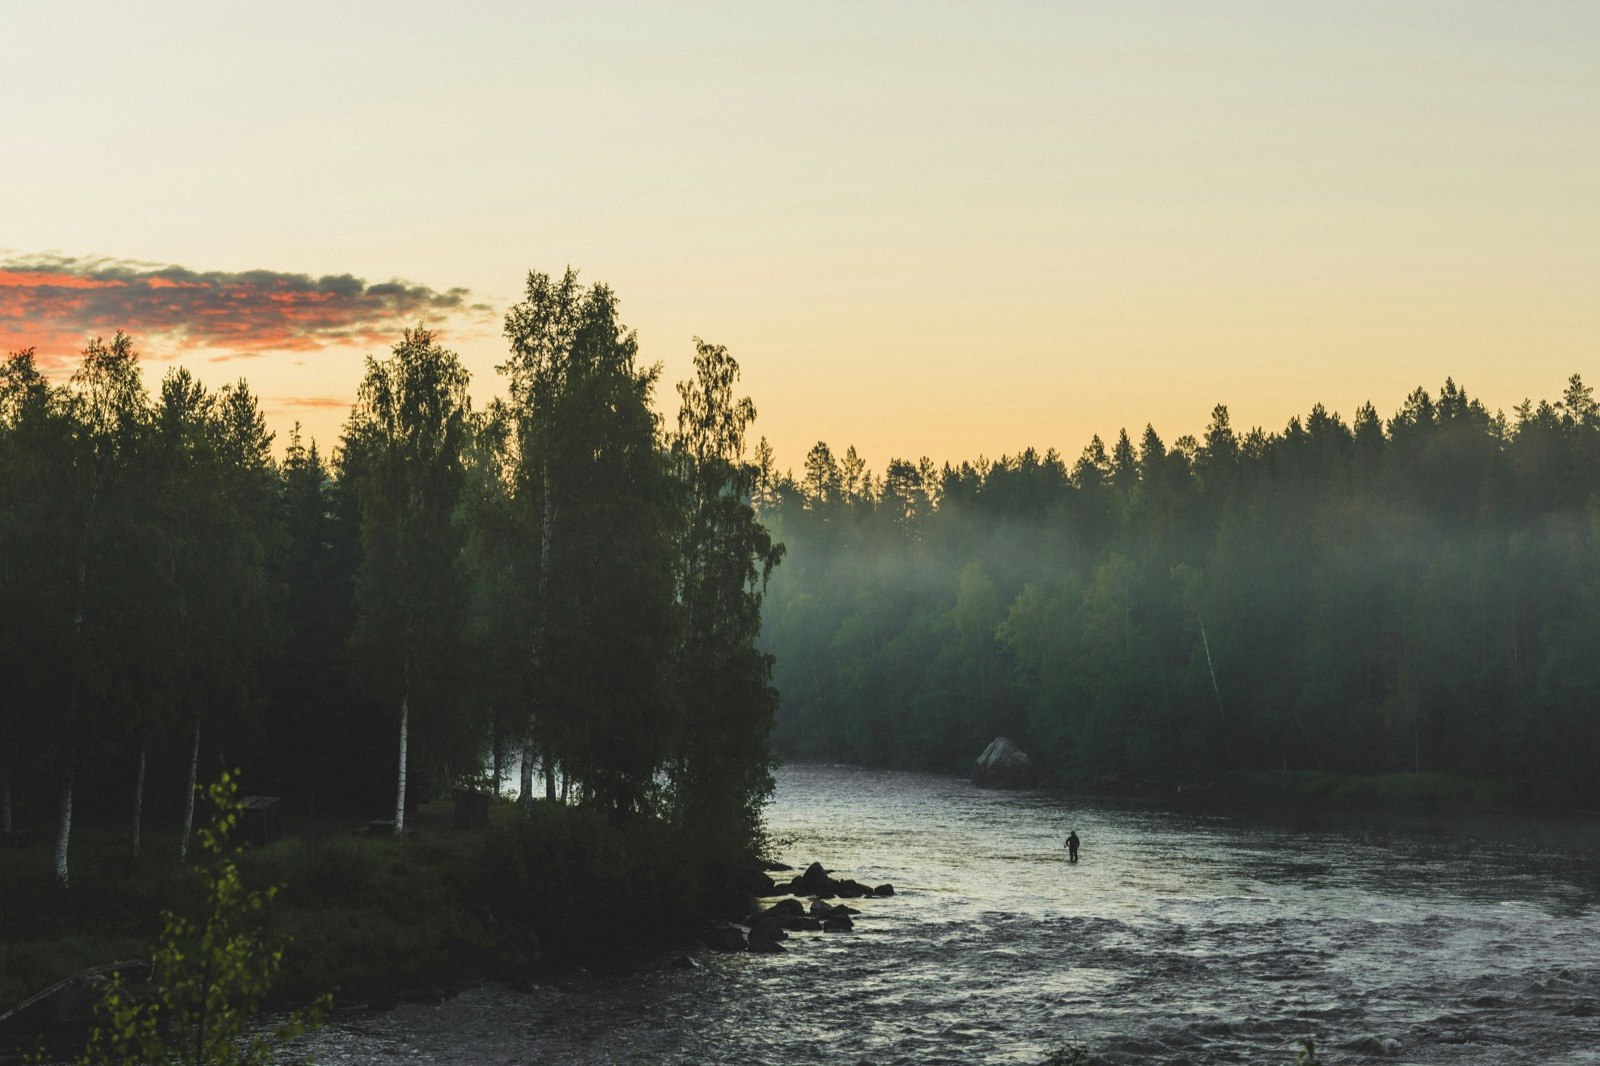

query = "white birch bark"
[131,744,147,862]
[491,727,502,798]
[54,775,73,886]
[58,465,99,887]
[519,727,535,806]
[531,462,557,807]
[179,718,200,861]
[395,689,409,832]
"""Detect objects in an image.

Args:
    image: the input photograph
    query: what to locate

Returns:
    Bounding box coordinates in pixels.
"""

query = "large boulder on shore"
[699,922,748,953]
[972,737,1037,789]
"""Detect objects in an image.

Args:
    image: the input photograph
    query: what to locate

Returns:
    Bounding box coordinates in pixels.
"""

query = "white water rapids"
[301,763,1600,1064]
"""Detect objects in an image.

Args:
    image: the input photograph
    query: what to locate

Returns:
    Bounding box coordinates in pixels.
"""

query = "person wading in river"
[1064,830,1080,863]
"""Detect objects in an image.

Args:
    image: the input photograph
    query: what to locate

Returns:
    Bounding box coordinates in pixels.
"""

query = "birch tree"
[500,270,676,819]
[460,402,526,799]
[346,328,471,832]
[175,380,277,861]
[668,340,783,847]
[0,350,73,840]
[57,334,150,885]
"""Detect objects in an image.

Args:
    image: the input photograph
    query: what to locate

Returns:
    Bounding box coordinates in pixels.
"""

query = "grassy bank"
[0,797,752,1017]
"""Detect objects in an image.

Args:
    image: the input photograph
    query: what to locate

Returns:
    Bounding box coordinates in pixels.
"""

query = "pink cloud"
[0,253,494,369]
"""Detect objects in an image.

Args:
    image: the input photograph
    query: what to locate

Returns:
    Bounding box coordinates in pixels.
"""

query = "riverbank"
[906,745,1592,814]
[0,796,758,1045]
[1049,766,1592,814]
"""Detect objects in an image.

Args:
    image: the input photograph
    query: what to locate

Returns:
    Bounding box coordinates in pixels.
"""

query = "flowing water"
[303,764,1600,1064]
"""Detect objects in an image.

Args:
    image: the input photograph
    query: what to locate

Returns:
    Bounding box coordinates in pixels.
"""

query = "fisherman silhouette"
[1065,831,1080,863]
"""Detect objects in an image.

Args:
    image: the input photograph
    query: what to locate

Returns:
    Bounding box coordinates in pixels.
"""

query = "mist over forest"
[760,376,1600,802]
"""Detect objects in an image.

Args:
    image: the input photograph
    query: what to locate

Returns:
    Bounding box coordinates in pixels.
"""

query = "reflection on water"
[303,764,1600,1064]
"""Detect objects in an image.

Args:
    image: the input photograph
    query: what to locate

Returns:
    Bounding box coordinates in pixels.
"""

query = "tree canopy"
[0,271,786,885]
[762,376,1600,803]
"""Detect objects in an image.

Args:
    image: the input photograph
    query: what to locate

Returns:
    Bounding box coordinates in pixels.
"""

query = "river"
[301,763,1600,1064]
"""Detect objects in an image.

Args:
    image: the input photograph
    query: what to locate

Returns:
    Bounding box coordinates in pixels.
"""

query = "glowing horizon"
[4,2,1595,472]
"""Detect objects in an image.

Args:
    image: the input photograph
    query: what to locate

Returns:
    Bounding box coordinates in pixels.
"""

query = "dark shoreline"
[811,756,1599,817]
[0,796,775,1054]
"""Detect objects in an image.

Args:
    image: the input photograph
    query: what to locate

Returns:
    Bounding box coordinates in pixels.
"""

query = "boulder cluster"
[699,862,895,955]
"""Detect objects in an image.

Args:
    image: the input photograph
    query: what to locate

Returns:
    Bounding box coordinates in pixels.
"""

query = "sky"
[4,1,1597,471]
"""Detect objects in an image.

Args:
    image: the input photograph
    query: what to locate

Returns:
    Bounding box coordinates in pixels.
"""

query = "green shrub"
[77,772,328,1066]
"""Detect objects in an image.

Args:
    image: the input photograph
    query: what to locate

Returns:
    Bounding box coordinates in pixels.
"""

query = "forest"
[761,377,1600,803]
[0,269,782,889]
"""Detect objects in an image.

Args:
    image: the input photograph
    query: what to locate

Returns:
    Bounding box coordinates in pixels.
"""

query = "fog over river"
[304,764,1600,1064]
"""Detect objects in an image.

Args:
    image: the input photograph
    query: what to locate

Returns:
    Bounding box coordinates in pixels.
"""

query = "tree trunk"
[559,770,569,805]
[179,718,200,861]
[525,463,556,808]
[1197,615,1236,769]
[491,724,502,798]
[55,774,73,887]
[395,688,409,833]
[58,471,99,886]
[131,744,147,862]
[519,727,535,806]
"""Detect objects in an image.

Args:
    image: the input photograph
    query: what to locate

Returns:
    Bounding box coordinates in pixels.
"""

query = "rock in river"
[971,736,1038,789]
[763,898,806,919]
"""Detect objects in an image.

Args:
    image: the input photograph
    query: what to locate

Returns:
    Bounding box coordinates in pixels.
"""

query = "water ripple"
[302,764,1600,1064]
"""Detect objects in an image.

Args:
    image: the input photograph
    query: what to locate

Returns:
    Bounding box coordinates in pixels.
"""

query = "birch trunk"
[519,728,535,806]
[527,463,557,807]
[179,718,200,861]
[58,466,100,887]
[130,744,147,862]
[394,688,409,832]
[491,727,502,798]
[54,775,73,887]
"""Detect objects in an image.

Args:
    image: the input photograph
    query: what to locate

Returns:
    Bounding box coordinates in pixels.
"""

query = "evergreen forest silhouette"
[5,267,1599,899]
[761,378,1600,803]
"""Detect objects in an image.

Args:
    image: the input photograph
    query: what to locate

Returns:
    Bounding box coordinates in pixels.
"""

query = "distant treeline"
[761,377,1600,802]
[0,269,781,885]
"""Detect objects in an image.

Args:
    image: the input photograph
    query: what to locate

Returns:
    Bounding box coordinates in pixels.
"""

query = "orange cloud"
[0,253,493,369]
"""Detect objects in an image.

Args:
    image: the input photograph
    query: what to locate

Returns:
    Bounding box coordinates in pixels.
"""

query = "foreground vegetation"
[0,792,749,1019]
[76,774,328,1066]
[764,376,1600,805]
